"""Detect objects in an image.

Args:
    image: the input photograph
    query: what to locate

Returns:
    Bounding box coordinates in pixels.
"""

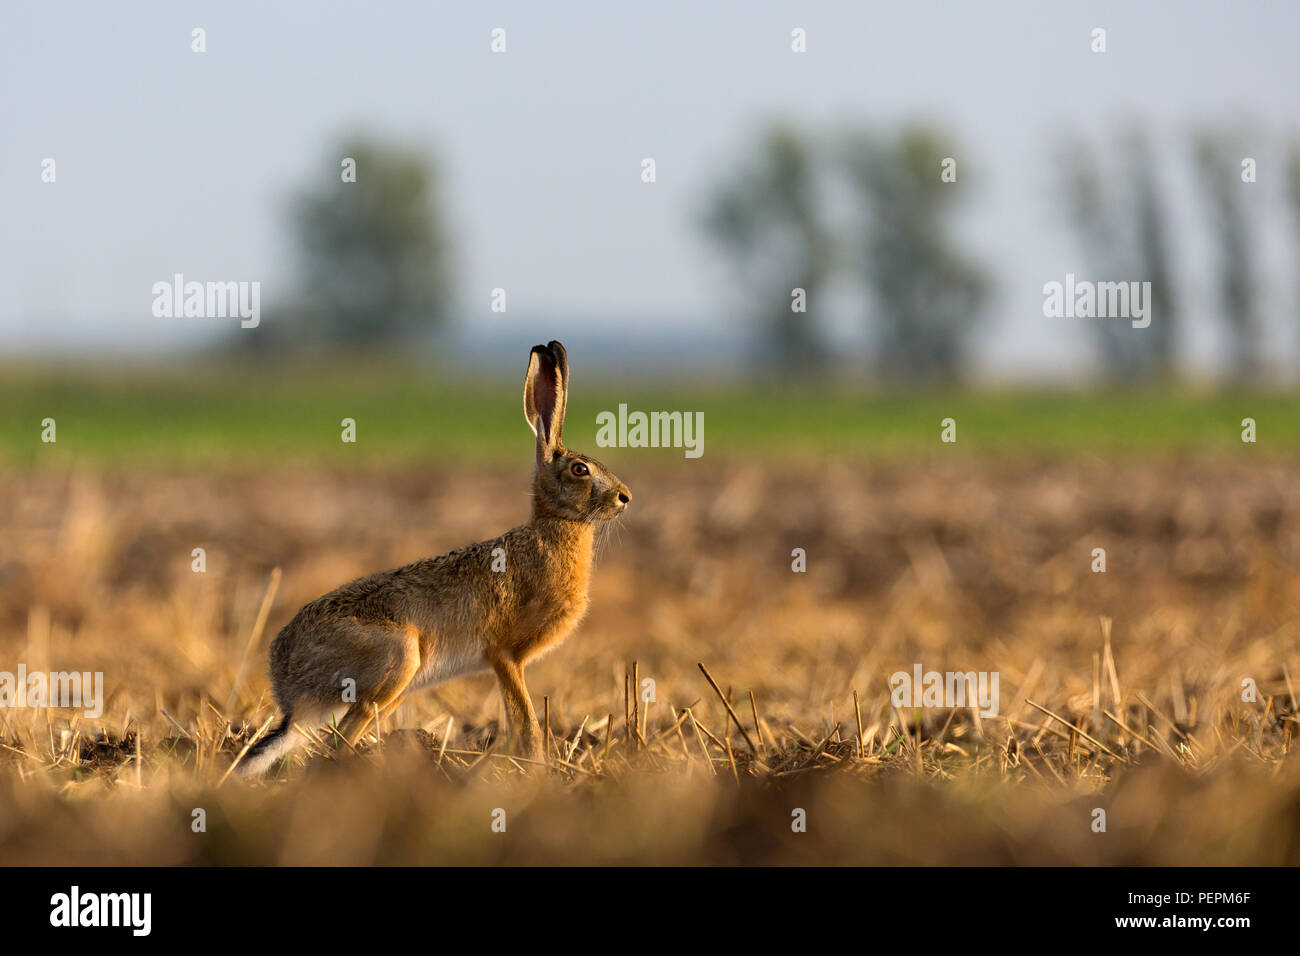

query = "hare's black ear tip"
[531,341,565,363]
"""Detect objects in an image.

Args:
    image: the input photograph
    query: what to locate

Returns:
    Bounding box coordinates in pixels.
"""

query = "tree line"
[260,127,1300,384]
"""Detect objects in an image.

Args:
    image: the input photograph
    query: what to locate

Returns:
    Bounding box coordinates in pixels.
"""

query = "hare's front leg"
[490,655,543,762]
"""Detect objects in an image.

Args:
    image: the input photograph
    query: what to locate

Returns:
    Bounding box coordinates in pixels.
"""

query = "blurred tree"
[839,127,990,383]
[1127,131,1179,378]
[276,137,451,352]
[1059,129,1179,380]
[702,125,833,376]
[1286,144,1300,358]
[1192,131,1259,382]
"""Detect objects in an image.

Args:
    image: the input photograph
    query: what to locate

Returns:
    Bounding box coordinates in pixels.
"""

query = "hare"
[239,341,630,776]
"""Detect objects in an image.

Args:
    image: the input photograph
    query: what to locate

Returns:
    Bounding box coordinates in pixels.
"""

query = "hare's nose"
[617,491,630,504]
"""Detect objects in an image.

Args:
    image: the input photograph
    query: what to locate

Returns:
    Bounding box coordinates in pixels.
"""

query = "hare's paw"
[517,720,545,764]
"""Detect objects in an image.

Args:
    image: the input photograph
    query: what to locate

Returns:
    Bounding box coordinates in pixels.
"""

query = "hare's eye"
[571,461,590,477]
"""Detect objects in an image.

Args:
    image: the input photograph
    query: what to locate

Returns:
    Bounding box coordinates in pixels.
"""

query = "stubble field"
[1,453,1298,864]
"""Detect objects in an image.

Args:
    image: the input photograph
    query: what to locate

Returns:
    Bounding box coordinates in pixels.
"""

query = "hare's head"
[524,341,631,523]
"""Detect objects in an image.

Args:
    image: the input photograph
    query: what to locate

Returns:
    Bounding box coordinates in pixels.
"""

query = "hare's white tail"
[238,706,345,776]
[238,714,302,777]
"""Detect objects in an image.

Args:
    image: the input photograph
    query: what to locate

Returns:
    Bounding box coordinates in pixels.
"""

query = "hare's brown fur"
[241,341,630,775]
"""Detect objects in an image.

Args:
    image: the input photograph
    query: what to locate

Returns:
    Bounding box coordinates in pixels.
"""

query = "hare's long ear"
[546,339,569,431]
[523,342,566,459]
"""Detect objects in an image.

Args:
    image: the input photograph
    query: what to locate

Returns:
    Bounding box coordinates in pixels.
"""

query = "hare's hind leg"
[489,654,543,762]
[331,624,421,749]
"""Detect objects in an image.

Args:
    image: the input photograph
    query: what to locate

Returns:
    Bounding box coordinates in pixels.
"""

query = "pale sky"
[3,1,1298,379]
